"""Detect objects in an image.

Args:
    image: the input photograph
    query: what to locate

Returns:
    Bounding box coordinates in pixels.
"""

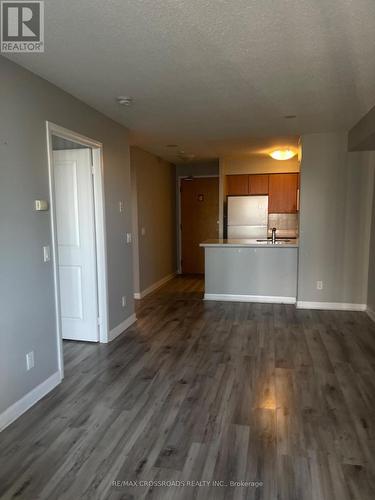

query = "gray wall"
[220,156,299,175]
[367,173,375,314]
[131,156,141,294]
[298,132,374,305]
[349,104,375,315]
[0,57,134,416]
[176,160,219,178]
[348,104,375,152]
[131,147,176,293]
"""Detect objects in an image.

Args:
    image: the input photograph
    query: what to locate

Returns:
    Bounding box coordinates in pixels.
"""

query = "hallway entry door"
[180,177,219,274]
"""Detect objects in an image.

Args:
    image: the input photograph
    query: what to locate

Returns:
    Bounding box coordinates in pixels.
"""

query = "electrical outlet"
[26,351,34,370]
[121,296,127,308]
[126,233,132,244]
[316,280,323,290]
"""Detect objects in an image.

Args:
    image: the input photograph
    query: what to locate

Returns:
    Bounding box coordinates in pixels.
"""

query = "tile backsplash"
[268,213,299,238]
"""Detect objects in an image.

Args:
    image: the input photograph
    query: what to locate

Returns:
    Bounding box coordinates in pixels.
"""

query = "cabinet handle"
[296,188,300,212]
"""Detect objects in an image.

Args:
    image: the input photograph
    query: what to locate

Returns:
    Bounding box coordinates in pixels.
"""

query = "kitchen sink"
[256,239,292,243]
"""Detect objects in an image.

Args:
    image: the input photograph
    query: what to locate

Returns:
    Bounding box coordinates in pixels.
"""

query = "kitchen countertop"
[200,238,299,248]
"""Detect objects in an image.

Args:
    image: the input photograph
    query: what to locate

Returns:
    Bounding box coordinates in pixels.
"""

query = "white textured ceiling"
[6,0,375,162]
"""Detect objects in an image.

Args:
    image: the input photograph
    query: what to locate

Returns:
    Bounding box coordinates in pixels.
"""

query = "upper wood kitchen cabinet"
[226,174,249,195]
[248,174,269,195]
[268,173,299,213]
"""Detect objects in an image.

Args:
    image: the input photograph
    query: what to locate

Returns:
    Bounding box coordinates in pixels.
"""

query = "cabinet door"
[226,175,249,195]
[249,174,269,194]
[268,173,298,213]
[296,173,300,212]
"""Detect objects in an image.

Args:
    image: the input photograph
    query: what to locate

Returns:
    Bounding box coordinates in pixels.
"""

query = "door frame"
[46,122,109,379]
[177,175,219,274]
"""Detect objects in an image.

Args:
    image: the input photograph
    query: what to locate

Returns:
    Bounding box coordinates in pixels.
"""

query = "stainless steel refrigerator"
[227,195,268,239]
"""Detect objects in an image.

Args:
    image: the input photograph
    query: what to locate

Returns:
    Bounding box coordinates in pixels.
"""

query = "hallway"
[0,276,374,499]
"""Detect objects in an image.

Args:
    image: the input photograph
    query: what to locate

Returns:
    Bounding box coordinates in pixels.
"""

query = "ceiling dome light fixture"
[116,96,133,106]
[269,149,296,161]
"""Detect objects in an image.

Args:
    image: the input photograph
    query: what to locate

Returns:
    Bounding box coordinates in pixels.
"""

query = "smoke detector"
[178,151,196,161]
[116,96,134,106]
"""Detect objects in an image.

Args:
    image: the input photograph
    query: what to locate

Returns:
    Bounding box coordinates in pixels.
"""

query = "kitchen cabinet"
[226,174,269,195]
[226,175,249,195]
[268,173,299,213]
[249,174,269,195]
[226,173,299,213]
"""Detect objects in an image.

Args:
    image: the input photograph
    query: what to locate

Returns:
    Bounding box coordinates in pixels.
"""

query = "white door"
[53,149,99,342]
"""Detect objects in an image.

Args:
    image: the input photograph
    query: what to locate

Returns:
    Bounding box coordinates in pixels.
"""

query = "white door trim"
[177,175,219,274]
[46,122,109,379]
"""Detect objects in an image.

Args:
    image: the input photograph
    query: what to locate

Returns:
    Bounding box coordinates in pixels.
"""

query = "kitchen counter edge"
[200,239,299,248]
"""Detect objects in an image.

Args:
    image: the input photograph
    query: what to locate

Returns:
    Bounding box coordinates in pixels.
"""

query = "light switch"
[119,201,124,213]
[26,351,34,370]
[141,227,146,236]
[34,200,49,211]
[126,233,132,244]
[43,246,50,262]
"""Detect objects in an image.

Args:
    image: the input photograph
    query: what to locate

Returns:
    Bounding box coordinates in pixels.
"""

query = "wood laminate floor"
[1,276,375,499]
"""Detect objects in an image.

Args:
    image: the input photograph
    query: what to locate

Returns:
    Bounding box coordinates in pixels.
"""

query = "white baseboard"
[133,272,176,300]
[367,306,375,322]
[204,293,296,304]
[108,313,137,342]
[297,301,367,311]
[0,370,61,433]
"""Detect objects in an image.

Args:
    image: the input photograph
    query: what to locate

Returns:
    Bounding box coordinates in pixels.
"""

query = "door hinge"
[97,317,100,326]
[91,164,95,175]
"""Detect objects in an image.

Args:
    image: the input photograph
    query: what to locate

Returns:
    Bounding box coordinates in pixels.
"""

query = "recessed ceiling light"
[116,96,133,106]
[178,153,195,161]
[284,115,297,119]
[270,149,296,160]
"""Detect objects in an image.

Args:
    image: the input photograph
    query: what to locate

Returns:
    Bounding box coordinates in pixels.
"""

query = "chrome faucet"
[271,227,277,244]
